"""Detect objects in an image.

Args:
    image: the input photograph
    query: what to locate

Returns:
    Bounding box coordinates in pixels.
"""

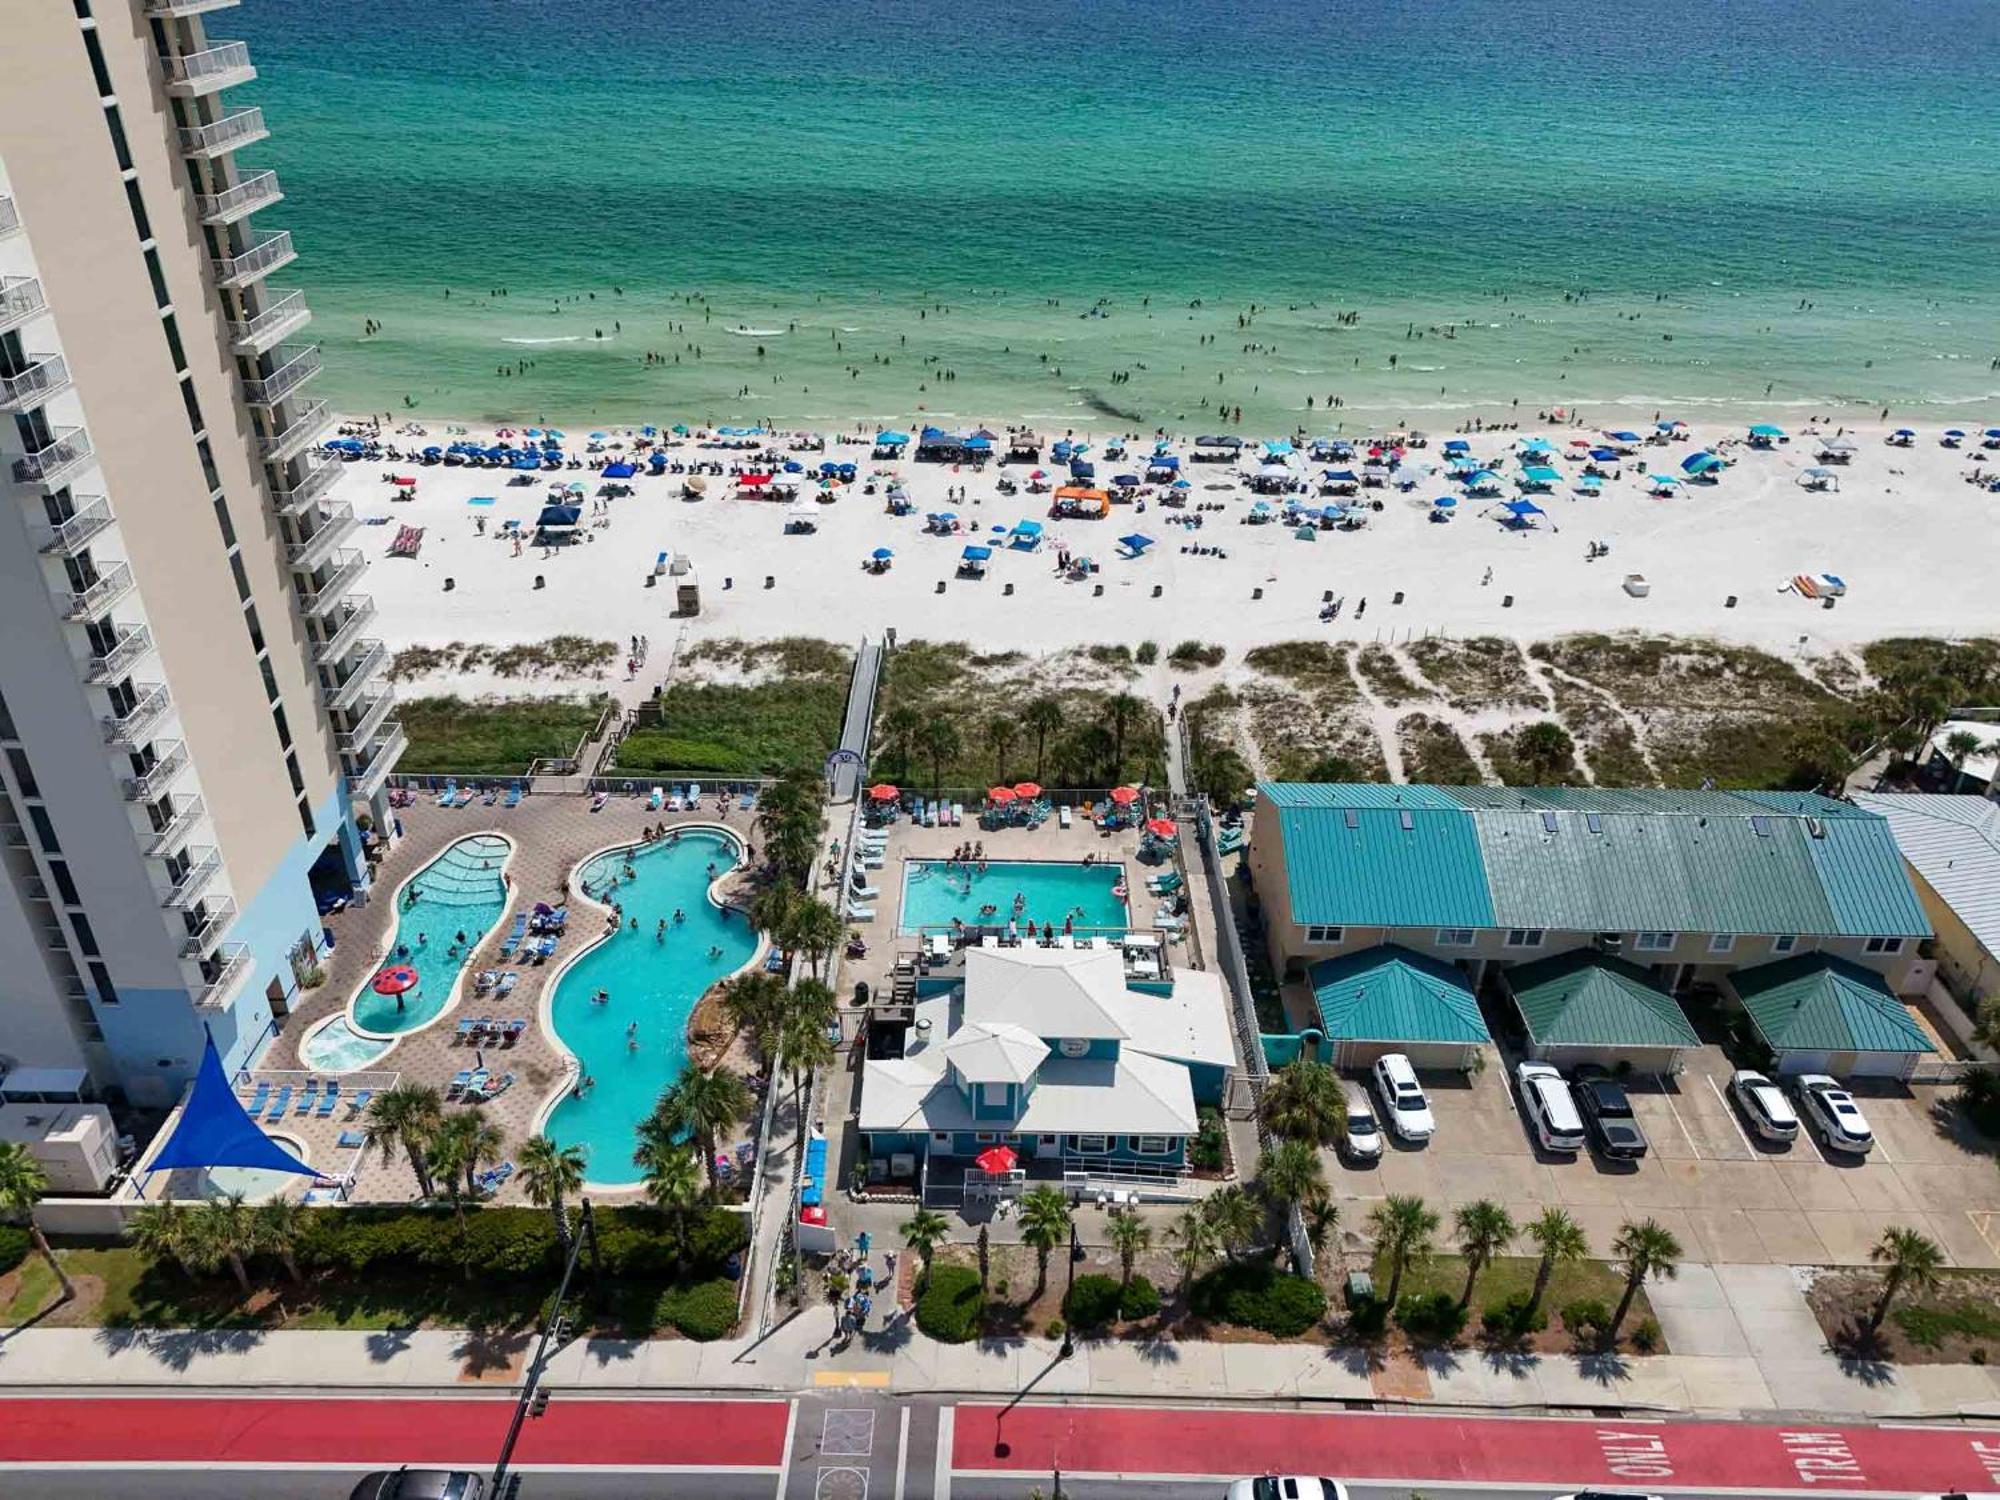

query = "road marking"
[1662,1087,1700,1159]
[934,1405,954,1500]
[822,1408,876,1459]
[945,1471,1922,1499]
[776,1398,799,1500]
[813,1371,892,1388]
[893,1407,909,1500]
[815,1465,868,1500]
[1707,1072,1758,1155]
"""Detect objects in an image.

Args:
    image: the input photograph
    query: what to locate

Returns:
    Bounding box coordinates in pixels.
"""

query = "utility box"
[675,569,700,617]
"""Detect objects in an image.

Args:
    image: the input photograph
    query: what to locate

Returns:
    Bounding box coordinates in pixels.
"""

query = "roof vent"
[1398,809,1414,832]
[1751,814,1773,837]
[1806,815,1827,839]
[1540,811,1559,834]
[1343,808,1359,830]
[1585,812,1604,834]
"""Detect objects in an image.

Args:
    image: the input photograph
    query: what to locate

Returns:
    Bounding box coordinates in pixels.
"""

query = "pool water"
[350,833,511,1035]
[542,829,758,1186]
[300,1015,393,1073]
[898,859,1128,936]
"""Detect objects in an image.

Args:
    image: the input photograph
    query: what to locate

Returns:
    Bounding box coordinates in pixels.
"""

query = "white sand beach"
[327,417,2000,692]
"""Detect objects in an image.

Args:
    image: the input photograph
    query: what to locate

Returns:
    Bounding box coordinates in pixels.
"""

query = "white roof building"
[1853,792,2000,989]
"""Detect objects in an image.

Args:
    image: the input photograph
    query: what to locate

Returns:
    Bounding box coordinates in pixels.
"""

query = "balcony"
[12,427,95,490]
[285,501,357,571]
[162,41,256,97]
[298,550,365,617]
[0,196,19,240]
[147,0,241,18]
[195,170,282,227]
[0,277,48,336]
[338,688,395,752]
[313,594,377,665]
[257,399,331,464]
[241,343,321,409]
[344,723,407,798]
[210,231,294,289]
[62,562,136,623]
[182,907,238,962]
[0,355,73,414]
[122,741,189,802]
[38,496,114,559]
[178,106,267,160]
[102,684,173,749]
[228,288,309,355]
[267,453,337,516]
[191,941,252,1005]
[324,639,388,710]
[86,624,155,684]
[144,794,206,857]
[162,847,223,910]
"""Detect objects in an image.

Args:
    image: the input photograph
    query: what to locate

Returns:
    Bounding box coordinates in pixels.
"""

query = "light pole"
[493,1198,598,1494]
[1059,1218,1079,1359]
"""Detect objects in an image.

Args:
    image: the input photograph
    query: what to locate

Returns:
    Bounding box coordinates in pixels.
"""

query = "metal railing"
[268,453,337,515]
[299,550,365,615]
[228,288,309,352]
[102,684,173,748]
[313,594,377,664]
[0,276,46,334]
[258,399,330,463]
[345,723,407,794]
[162,848,224,910]
[146,0,240,15]
[210,231,294,288]
[0,196,19,238]
[0,354,70,413]
[38,496,114,558]
[324,639,388,710]
[11,426,93,488]
[62,562,136,622]
[144,795,206,857]
[191,941,252,1005]
[184,908,240,962]
[242,343,319,407]
[284,500,356,570]
[86,624,154,684]
[123,741,189,802]
[337,689,395,752]
[195,170,280,225]
[161,41,255,93]
[177,106,267,158]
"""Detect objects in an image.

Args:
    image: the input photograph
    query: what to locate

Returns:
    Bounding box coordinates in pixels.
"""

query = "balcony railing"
[324,639,388,710]
[144,794,206,857]
[178,106,267,159]
[0,355,73,414]
[38,496,114,559]
[12,427,94,489]
[0,196,19,239]
[122,741,189,802]
[313,594,377,665]
[148,0,240,18]
[62,562,136,622]
[102,684,173,749]
[162,41,255,96]
[162,848,223,910]
[258,399,330,464]
[86,624,154,684]
[299,550,365,616]
[210,231,295,289]
[0,276,48,336]
[228,289,309,355]
[268,453,338,516]
[191,940,252,1003]
[345,723,407,797]
[338,689,396,752]
[195,170,282,226]
[285,501,357,571]
[241,343,321,408]
[182,908,238,965]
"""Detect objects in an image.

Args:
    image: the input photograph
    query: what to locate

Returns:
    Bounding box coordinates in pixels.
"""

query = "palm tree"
[649,1064,753,1191]
[1021,697,1064,782]
[364,1083,444,1200]
[636,1139,703,1266]
[876,704,923,781]
[783,897,846,982]
[199,1192,259,1297]
[749,882,800,946]
[900,1208,951,1292]
[1106,1207,1152,1293]
[919,715,962,798]
[1524,1206,1589,1319]
[1608,1218,1683,1344]
[254,1197,307,1284]
[721,971,789,1064]
[1102,693,1145,780]
[779,1003,836,1160]
[0,1141,70,1303]
[1867,1225,1946,1335]
[129,1199,197,1279]
[1453,1200,1516,1310]
[1259,1060,1347,1146]
[1945,729,1985,792]
[1303,1198,1340,1259]
[1514,721,1577,782]
[1368,1194,1439,1308]
[1018,1186,1072,1299]
[1202,1184,1262,1260]
[989,713,1020,784]
[434,1109,504,1198]
[518,1135,587,1256]
[1255,1139,1328,1220]
[1169,1205,1220,1295]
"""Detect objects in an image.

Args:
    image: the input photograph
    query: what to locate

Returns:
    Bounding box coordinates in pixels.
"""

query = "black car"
[1575,1077,1649,1160]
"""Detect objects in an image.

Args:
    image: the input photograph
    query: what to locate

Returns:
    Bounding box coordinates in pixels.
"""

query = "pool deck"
[248,789,762,1204]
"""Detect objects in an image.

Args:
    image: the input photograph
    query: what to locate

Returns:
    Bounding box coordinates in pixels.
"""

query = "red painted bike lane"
[960,1403,2000,1494]
[0,1397,791,1469]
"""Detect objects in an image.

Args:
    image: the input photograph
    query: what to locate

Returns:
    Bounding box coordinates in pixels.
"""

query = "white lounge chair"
[849,875,881,900]
[951,802,965,826]
[845,901,876,922]
[1058,805,1073,829]
[648,786,664,811]
[855,848,885,869]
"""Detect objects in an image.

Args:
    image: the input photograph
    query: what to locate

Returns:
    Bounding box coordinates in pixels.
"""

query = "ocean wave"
[501,336,583,346]
[727,327,786,336]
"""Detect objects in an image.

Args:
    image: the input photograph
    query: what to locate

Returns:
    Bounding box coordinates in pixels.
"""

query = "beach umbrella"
[1985,428,2000,439]
[1171,478,1191,489]
[1144,817,1178,840]
[1443,439,1471,454]
[1894,428,1916,438]
[589,431,607,440]
[1113,473,1141,488]
[371,965,419,996]
[974,1145,1018,1175]
[1944,429,1966,439]
[1012,782,1042,800]
[871,547,894,560]
[640,425,657,436]
[1109,785,1140,806]
[868,784,898,802]
[987,786,1017,805]
[422,445,442,457]
[1432,495,1457,509]
[1749,423,1786,439]
[547,430,565,439]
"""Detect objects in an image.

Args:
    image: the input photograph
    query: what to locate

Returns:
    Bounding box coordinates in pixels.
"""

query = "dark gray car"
[348,1470,485,1500]
[1575,1077,1649,1160]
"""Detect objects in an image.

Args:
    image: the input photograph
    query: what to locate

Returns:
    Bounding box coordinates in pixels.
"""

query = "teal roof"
[1505,950,1700,1049]
[1256,783,1930,939]
[1730,954,1934,1055]
[1307,944,1490,1044]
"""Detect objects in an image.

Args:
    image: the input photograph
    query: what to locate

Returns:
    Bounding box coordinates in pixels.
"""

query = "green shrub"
[1482,1290,1548,1340]
[915,1264,984,1343]
[1347,1294,1389,1337]
[1630,1316,1662,1353]
[1561,1297,1612,1345]
[1896,1299,2000,1348]
[1119,1275,1162,1321]
[1064,1273,1124,1330]
[1168,641,1226,670]
[1189,1260,1326,1337]
[657,1278,739,1341]
[0,1225,29,1276]
[290,1205,744,1282]
[1395,1289,1468,1341]
[1135,641,1159,666]
[1044,1316,1065,1341]
[1190,1109,1226,1172]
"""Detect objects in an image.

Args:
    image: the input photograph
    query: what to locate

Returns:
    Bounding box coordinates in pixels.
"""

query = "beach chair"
[590,790,607,812]
[649,786,665,811]
[453,786,476,807]
[295,1082,318,1115]
[265,1085,293,1121]
[349,1089,373,1115]
[465,1069,491,1098]
[687,783,702,806]
[317,1083,341,1118]
[952,802,966,826]
[447,1070,472,1099]
[1147,870,1184,895]
[336,1130,366,1149]
[1058,805,1073,829]
[739,790,756,811]
[496,971,519,995]
[482,784,499,805]
[503,1019,527,1046]
[436,780,458,807]
[245,1081,271,1115]
[456,1019,478,1043]
[854,847,884,870]
[845,901,875,922]
[849,874,881,900]
[666,787,685,811]
[503,782,522,808]
[498,913,527,957]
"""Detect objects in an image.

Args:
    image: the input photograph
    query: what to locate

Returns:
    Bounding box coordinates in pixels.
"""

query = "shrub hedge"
[914,1264,984,1343]
[1481,1290,1548,1340]
[1119,1275,1162,1321]
[1560,1297,1611,1344]
[1189,1260,1326,1337]
[657,1278,739,1341]
[1064,1273,1123,1330]
[1394,1289,1468,1341]
[291,1206,746,1281]
[0,1225,29,1276]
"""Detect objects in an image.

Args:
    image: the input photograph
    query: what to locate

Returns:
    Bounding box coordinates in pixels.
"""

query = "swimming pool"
[898,858,1129,936]
[540,828,759,1187]
[349,833,512,1036]
[300,1014,394,1073]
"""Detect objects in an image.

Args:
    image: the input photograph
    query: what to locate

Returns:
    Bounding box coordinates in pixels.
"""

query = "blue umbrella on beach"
[1171,478,1191,490]
[1113,474,1141,488]
[589,431,607,441]
[640,425,657,436]
[872,547,894,560]
[1749,423,1786,438]
[1683,451,1723,475]
[783,460,803,473]
[1432,495,1457,509]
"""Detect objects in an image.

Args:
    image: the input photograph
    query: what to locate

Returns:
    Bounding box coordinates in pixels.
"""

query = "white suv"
[1371,1052,1436,1142]
[1515,1061,1586,1153]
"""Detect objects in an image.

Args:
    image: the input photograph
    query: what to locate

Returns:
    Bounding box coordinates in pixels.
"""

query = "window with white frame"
[931,1131,953,1149]
[1865,936,1905,955]
[980,1083,1008,1108]
[975,1130,998,1143]
[1037,1134,1059,1148]
[1074,1133,1108,1154]
[1306,925,1344,945]
[1772,934,1799,954]
[1504,928,1545,949]
[1634,931,1676,953]
[1136,1135,1170,1155]
[1436,928,1476,947]
[1708,933,1736,955]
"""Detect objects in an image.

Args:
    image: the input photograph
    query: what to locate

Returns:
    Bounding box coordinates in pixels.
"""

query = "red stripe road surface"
[960,1403,2000,1494]
[0,1397,790,1469]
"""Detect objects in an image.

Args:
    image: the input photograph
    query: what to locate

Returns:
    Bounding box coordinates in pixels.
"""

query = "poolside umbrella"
[1144,817,1178,840]
[987,786,1017,804]
[1109,785,1140,806]
[871,547,894,560]
[974,1145,1018,1175]
[1012,782,1042,800]
[589,431,607,440]
[372,965,419,996]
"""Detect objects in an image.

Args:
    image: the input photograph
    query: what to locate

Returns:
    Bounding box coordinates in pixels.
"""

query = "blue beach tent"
[144,1034,319,1187]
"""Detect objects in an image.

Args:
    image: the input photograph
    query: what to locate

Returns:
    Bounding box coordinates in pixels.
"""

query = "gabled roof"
[1505,949,1700,1049]
[1307,944,1490,1044]
[941,1020,1048,1084]
[1728,953,1933,1055]
[962,946,1129,1040]
[1852,792,2000,961]
[1257,783,1930,939]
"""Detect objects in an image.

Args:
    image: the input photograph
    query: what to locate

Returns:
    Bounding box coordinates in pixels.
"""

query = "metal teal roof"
[1259,783,1466,812]
[1801,816,1933,939]
[1729,954,1933,1055]
[1267,801,1493,929]
[1505,950,1700,1049]
[1308,944,1491,1044]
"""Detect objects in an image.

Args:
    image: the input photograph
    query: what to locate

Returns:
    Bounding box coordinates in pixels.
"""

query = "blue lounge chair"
[498,913,526,957]
[436,779,457,807]
[447,1070,472,1098]
[245,1081,271,1115]
[349,1088,373,1115]
[295,1082,318,1115]
[317,1083,341,1118]
[336,1130,366,1149]
[503,782,522,808]
[265,1085,293,1121]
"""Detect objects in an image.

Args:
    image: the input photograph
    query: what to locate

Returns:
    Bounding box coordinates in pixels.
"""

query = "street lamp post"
[1059,1218,1079,1359]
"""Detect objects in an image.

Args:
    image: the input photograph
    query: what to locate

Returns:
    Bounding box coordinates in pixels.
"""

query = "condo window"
[123,178,151,242]
[1074,1134,1108,1154]
[163,313,187,373]
[242,603,264,652]
[930,1132,951,1149]
[70,913,99,958]
[29,806,61,855]
[1504,928,1545,949]
[1773,934,1799,954]
[1305,925,1343,945]
[1136,1135,1170,1155]
[1633,931,1676,953]
[213,496,237,549]
[1865,936,1905,955]
[974,1131,997,1143]
[179,376,203,437]
[195,438,220,492]
[5,747,39,799]
[102,104,133,171]
[49,859,79,906]
[260,659,280,704]
[273,709,293,751]
[285,753,304,795]
[296,797,315,839]
[229,552,251,602]
[0,690,14,739]
[82,29,115,98]
[74,2,93,19]
[1435,927,1475,947]
[142,247,170,309]
[1708,933,1736,954]
[88,960,117,1005]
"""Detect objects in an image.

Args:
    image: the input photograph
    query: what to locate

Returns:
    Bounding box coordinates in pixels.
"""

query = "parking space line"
[1662,1087,1700,1159]
[1706,1072,1757,1155]
[777,1399,799,1500]
[935,1406,954,1500]
[893,1408,908,1500]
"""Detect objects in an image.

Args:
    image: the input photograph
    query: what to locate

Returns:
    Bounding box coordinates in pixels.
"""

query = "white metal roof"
[1919,722,2000,788]
[962,946,1130,1040]
[941,1020,1049,1083]
[1853,791,2000,959]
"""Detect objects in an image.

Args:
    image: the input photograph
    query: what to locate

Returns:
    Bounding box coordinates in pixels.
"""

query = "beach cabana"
[602,461,635,479]
[1574,474,1603,496]
[1117,533,1155,559]
[917,428,967,463]
[1798,467,1840,492]
[1052,486,1110,519]
[1007,431,1042,461]
[1069,459,1096,481]
[958,544,993,578]
[1516,437,1557,458]
[1009,520,1044,551]
[534,503,581,541]
[1465,469,1504,496]
[1599,431,1641,454]
[1747,423,1787,448]
[925,511,960,535]
[1497,498,1546,529]
[873,431,910,458]
[1442,439,1472,456]
[1194,435,1242,460]
[1816,437,1858,464]
[1518,465,1561,492]
[1681,450,1725,479]
[964,435,993,463]
[1646,473,1684,497]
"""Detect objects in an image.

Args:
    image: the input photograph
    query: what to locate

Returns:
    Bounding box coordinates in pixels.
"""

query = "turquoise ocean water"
[235,0,2000,429]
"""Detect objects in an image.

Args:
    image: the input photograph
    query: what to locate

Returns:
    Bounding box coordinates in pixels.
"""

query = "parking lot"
[1338,1045,2000,1268]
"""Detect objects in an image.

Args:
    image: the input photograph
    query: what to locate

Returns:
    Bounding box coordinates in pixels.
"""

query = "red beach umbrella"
[988,786,1016,804]
[974,1145,1018,1175]
[1145,817,1178,839]
[371,965,419,995]
[868,784,899,801]
[1012,782,1043,800]
[1109,785,1140,806]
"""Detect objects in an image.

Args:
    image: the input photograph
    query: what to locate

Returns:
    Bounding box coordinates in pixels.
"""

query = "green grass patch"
[618,636,850,776]
[1370,1252,1656,1338]
[399,694,611,775]
[1398,714,1481,784]
[1355,646,1423,705]
[1896,1298,2000,1349]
